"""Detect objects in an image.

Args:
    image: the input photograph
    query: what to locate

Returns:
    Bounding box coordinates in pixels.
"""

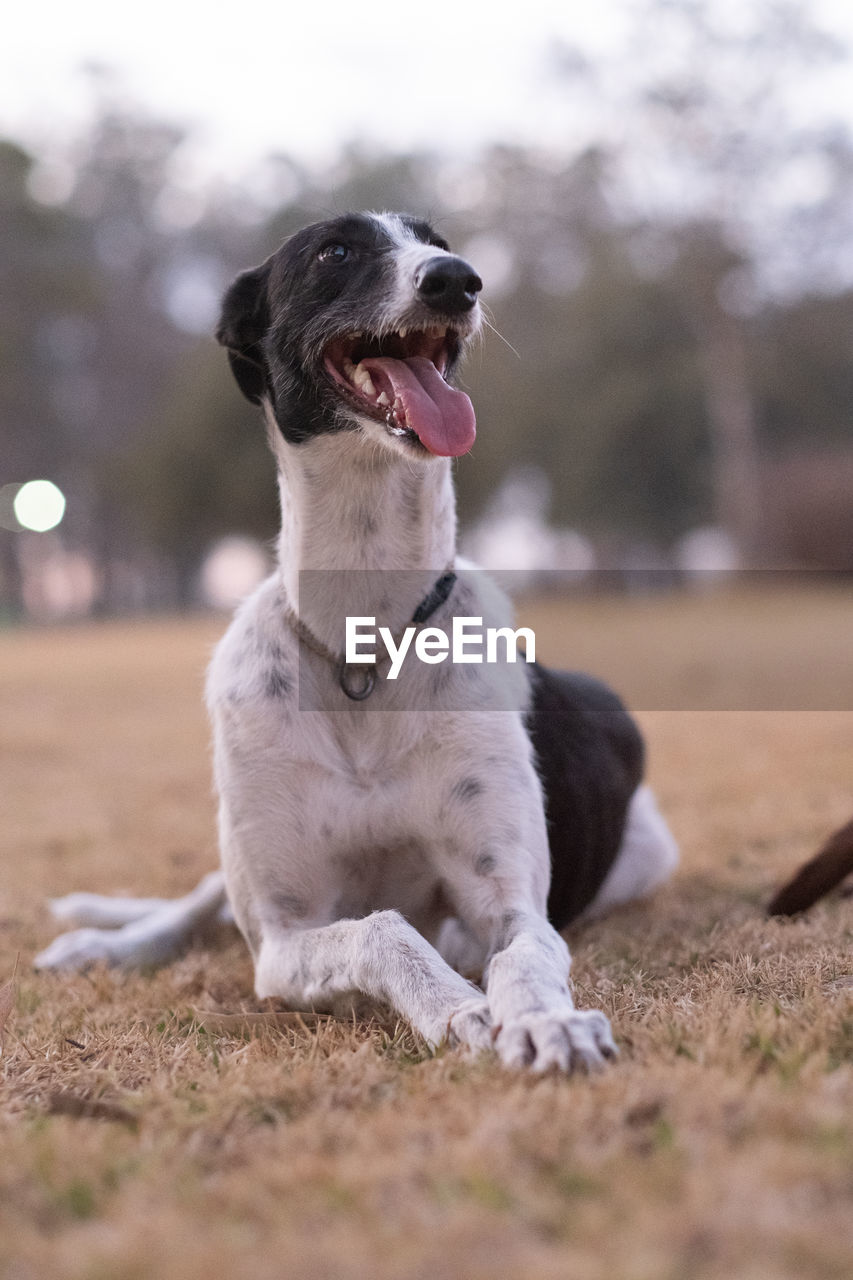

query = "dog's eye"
[318,243,350,264]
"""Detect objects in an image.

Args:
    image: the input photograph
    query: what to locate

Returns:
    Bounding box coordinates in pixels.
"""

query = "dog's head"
[216,212,482,459]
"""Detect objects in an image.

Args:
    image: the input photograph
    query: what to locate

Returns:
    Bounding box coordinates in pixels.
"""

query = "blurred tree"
[549,0,853,562]
[757,289,853,451]
[453,146,710,543]
[0,141,95,478]
[108,341,279,603]
[0,140,97,608]
[5,30,853,617]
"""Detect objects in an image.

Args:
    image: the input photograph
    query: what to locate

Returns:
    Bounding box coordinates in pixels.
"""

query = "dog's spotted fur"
[36,212,678,1072]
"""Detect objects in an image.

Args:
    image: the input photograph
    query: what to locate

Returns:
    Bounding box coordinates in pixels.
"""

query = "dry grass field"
[1,583,851,1280]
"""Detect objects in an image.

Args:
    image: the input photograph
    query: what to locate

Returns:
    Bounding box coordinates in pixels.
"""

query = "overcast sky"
[1,0,852,185]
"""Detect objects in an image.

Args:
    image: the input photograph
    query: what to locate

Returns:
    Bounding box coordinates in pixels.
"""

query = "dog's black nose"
[415,255,482,314]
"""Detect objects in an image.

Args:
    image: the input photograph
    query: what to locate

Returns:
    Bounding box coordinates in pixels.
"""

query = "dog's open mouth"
[323,327,476,457]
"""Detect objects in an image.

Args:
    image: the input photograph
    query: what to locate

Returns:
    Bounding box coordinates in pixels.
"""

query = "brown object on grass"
[192,1010,329,1036]
[768,817,853,915]
[45,1090,139,1129]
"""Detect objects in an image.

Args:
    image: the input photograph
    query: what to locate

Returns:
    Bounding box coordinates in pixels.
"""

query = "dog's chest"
[324,836,447,928]
[300,748,452,927]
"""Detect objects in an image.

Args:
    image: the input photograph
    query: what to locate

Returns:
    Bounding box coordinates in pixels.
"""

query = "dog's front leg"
[253,911,492,1053]
[484,911,616,1072]
[436,741,617,1072]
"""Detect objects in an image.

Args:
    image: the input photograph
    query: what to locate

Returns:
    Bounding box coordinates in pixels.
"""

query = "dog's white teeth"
[343,356,378,398]
[398,325,408,339]
[352,365,377,397]
[376,391,390,407]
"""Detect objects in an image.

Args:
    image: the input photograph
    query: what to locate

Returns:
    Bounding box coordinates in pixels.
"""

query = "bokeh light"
[13,480,67,532]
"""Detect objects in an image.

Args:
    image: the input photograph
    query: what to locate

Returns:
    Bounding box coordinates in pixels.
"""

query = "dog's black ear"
[215,262,272,405]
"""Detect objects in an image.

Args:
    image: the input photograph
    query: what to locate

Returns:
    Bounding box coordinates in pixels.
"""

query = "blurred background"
[1,0,853,622]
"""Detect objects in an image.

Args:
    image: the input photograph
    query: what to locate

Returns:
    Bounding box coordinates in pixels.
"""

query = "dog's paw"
[47,893,95,924]
[495,1005,617,1073]
[444,997,494,1055]
[34,928,119,972]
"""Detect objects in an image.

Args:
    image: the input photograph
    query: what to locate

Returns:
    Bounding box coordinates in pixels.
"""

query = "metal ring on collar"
[338,662,377,701]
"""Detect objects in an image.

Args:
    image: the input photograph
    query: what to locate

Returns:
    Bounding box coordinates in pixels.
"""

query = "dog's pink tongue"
[360,356,476,457]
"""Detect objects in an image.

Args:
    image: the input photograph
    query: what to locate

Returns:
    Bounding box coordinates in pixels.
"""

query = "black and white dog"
[36,212,677,1072]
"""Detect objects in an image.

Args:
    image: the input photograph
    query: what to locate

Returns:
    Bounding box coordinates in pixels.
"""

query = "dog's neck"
[268,420,457,651]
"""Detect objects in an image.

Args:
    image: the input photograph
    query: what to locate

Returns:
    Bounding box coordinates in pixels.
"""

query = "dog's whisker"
[480,314,521,360]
